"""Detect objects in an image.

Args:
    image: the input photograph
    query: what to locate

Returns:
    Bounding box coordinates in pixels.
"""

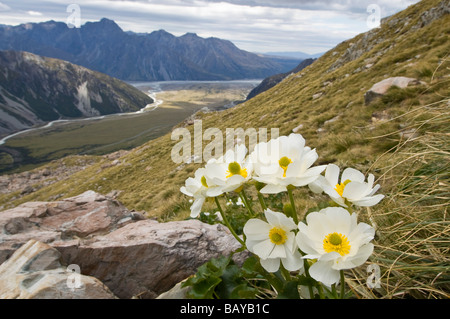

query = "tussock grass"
[347,98,450,299]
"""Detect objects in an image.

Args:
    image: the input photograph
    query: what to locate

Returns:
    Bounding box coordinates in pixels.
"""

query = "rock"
[21,185,34,195]
[0,191,245,299]
[54,219,244,299]
[0,155,98,197]
[156,278,191,299]
[292,124,303,133]
[0,239,116,299]
[364,77,422,105]
[414,1,450,29]
[312,92,323,99]
[0,191,136,263]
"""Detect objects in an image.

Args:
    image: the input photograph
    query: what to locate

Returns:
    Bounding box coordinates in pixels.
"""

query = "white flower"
[296,207,375,287]
[249,133,326,194]
[180,167,216,218]
[204,144,252,194]
[309,164,384,207]
[244,209,304,273]
[235,197,245,207]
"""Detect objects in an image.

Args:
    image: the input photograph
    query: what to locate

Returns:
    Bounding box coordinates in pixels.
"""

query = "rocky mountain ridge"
[0,18,299,81]
[0,50,153,137]
[246,58,316,100]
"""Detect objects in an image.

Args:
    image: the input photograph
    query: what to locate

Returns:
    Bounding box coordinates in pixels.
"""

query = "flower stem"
[317,284,325,299]
[241,189,256,217]
[287,187,299,224]
[302,258,315,299]
[331,284,338,299]
[280,264,292,282]
[257,191,267,212]
[215,197,245,246]
[340,270,345,299]
[344,199,353,214]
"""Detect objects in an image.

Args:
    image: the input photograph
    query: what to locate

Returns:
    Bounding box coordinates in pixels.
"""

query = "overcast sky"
[0,0,420,54]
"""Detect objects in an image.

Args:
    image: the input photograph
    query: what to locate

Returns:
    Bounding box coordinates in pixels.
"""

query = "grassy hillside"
[0,0,448,298]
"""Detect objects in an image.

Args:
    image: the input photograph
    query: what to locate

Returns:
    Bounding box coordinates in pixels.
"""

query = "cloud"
[0,0,420,54]
[0,1,11,11]
[27,10,42,16]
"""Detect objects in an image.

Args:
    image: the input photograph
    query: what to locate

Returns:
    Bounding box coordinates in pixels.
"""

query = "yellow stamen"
[201,176,208,188]
[269,227,287,245]
[279,156,293,178]
[334,179,351,197]
[226,162,248,179]
[323,232,351,256]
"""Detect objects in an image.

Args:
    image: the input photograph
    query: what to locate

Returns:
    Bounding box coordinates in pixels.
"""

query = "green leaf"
[188,276,222,299]
[232,284,259,299]
[277,280,301,299]
[241,255,259,275]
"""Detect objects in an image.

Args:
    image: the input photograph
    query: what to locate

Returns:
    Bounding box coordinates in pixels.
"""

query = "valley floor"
[0,80,260,174]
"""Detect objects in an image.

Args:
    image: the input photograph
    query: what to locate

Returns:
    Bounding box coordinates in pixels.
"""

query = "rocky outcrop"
[0,190,143,263]
[55,219,244,299]
[364,77,422,105]
[328,0,449,73]
[0,191,244,298]
[0,156,97,199]
[0,50,153,137]
[0,239,117,299]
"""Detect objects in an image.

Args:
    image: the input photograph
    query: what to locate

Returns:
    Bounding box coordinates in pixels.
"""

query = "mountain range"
[264,51,324,60]
[246,58,316,100]
[0,18,300,81]
[0,50,153,137]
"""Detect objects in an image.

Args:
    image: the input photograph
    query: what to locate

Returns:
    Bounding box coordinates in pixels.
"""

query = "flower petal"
[334,243,374,270]
[342,181,371,200]
[190,197,205,218]
[309,260,340,287]
[260,257,281,273]
[260,184,287,194]
[296,225,320,256]
[299,148,319,172]
[205,186,224,197]
[180,186,193,197]
[252,239,275,259]
[281,249,304,272]
[341,167,365,183]
[244,219,271,241]
[265,209,296,230]
[351,194,385,207]
[324,164,340,187]
[268,244,287,259]
[308,175,325,194]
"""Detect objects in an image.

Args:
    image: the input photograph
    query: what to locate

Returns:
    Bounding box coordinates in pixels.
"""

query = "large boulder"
[54,219,244,299]
[0,190,142,263]
[0,239,116,299]
[0,191,244,299]
[364,77,422,105]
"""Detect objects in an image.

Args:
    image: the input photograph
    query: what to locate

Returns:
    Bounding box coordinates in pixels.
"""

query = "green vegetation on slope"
[0,0,448,298]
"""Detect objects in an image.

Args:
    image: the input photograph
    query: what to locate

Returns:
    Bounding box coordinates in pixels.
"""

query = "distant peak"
[148,29,175,39]
[99,18,116,24]
[85,18,122,32]
[155,29,171,34]
[182,32,199,37]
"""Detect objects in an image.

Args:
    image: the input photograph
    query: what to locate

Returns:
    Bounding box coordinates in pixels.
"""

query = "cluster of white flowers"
[181,133,384,288]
